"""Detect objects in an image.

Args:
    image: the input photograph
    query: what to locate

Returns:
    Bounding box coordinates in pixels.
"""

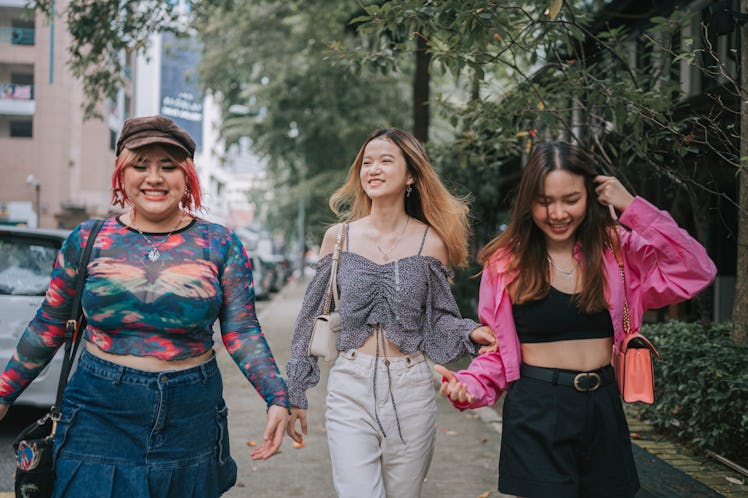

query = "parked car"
[249,254,270,301]
[0,225,70,407]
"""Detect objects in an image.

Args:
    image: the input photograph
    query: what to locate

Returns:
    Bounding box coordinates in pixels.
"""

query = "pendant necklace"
[547,255,575,281]
[376,216,410,261]
[133,214,184,263]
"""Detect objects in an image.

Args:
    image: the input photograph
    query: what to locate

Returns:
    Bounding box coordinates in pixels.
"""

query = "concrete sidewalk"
[219,277,507,498]
[218,277,747,498]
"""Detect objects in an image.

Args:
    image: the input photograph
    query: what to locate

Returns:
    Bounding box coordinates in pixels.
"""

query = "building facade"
[0,0,131,228]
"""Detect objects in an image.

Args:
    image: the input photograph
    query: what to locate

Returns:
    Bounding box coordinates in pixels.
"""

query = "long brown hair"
[478,142,615,312]
[330,128,471,268]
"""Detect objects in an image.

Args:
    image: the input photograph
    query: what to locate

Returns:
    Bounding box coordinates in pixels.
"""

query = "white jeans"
[325,349,437,498]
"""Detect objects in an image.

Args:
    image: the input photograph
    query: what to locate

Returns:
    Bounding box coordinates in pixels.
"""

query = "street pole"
[297,164,306,281]
[34,183,40,228]
[735,0,748,343]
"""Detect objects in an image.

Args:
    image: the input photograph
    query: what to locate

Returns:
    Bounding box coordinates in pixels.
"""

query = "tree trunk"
[733,0,748,343]
[413,35,431,143]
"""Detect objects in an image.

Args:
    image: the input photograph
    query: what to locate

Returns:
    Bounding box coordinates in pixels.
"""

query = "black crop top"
[513,287,614,343]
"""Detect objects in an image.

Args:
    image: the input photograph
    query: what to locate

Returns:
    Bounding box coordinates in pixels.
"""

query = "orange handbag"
[610,231,661,404]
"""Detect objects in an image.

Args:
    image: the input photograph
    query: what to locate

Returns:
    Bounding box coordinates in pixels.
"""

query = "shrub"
[638,321,748,466]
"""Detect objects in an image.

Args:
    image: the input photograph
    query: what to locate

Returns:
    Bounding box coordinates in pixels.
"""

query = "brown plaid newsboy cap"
[116,115,196,158]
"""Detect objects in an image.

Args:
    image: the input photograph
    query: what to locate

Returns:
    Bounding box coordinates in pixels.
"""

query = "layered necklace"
[376,216,410,261]
[132,214,184,263]
[547,255,576,281]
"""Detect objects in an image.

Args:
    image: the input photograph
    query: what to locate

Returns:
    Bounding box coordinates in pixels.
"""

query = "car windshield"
[0,236,59,296]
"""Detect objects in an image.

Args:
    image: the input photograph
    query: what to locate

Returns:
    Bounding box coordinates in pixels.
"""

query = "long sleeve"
[219,232,288,409]
[617,197,717,321]
[0,221,93,404]
[420,261,480,364]
[449,352,510,411]
[285,255,334,409]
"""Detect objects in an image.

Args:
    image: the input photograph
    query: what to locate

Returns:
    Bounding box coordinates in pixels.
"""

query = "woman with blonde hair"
[286,128,495,498]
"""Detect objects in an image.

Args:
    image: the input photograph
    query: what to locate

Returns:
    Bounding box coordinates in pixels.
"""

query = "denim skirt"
[51,350,237,498]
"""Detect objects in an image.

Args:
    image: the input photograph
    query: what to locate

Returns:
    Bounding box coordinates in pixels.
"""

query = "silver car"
[0,225,70,407]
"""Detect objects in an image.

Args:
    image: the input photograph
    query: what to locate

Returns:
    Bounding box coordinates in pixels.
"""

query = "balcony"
[0,84,34,115]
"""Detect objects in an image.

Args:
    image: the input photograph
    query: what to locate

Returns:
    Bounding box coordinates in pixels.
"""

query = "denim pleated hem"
[51,350,238,498]
[52,455,237,498]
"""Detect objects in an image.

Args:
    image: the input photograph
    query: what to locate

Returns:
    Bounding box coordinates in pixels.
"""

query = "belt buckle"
[573,372,601,392]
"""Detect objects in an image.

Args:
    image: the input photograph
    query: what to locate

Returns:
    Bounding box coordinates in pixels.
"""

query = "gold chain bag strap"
[609,228,661,404]
[308,223,345,361]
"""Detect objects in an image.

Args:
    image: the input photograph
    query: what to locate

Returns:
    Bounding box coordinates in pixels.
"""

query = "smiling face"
[122,145,187,226]
[531,169,588,246]
[359,138,413,201]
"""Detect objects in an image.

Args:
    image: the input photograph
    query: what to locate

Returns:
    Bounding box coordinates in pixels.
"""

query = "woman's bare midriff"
[521,337,613,372]
[85,342,214,372]
[356,328,408,357]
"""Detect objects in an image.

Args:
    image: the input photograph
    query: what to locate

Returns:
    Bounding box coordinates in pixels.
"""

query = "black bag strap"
[51,219,104,420]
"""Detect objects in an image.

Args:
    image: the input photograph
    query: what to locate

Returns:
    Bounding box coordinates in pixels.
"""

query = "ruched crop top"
[286,224,482,409]
[512,286,613,343]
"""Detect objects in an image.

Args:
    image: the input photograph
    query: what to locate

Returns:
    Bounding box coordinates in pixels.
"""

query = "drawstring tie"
[372,325,406,444]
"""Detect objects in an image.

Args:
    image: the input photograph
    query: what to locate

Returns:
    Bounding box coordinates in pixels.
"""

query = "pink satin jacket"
[452,196,717,410]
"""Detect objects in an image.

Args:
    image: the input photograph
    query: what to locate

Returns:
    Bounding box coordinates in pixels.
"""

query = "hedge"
[638,321,747,466]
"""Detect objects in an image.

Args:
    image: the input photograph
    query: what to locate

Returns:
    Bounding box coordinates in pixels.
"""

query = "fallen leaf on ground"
[246,440,256,446]
[630,433,643,440]
[477,492,491,498]
[292,440,306,448]
[725,476,743,485]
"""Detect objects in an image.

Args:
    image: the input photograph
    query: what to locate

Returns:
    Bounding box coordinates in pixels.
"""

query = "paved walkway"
[2,277,745,497]
[220,277,508,497]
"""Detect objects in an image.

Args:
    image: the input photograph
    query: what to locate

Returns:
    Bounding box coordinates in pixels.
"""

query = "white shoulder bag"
[308,224,345,361]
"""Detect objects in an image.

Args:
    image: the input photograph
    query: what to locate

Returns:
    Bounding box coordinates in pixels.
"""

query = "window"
[10,119,32,137]
[11,20,35,46]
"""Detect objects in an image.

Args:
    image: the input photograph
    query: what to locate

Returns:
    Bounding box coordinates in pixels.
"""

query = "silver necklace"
[133,215,184,263]
[376,216,410,261]
[547,255,575,280]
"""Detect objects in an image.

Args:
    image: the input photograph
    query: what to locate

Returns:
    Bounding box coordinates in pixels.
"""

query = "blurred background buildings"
[0,0,268,251]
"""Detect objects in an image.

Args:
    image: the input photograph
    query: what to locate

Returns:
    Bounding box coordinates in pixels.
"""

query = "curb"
[626,416,746,497]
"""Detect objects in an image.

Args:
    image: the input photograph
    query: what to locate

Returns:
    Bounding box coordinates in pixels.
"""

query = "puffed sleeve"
[420,259,480,364]
[617,197,717,316]
[285,255,334,409]
[219,231,288,409]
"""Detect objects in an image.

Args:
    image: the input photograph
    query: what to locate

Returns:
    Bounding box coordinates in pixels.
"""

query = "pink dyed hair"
[111,145,202,213]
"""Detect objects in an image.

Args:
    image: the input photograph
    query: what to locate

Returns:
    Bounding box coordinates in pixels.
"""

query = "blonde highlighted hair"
[329,128,471,268]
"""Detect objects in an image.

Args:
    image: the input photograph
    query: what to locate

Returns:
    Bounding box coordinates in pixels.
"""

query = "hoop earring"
[406,185,413,198]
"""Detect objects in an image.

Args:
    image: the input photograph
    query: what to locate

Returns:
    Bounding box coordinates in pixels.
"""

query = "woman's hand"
[434,365,475,404]
[0,403,8,422]
[250,404,289,460]
[286,406,307,445]
[469,325,497,354]
[594,175,634,216]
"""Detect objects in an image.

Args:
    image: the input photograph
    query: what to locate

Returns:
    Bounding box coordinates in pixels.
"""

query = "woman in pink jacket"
[436,142,716,498]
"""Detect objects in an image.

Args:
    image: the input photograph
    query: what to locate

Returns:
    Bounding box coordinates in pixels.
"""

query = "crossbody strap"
[321,223,345,314]
[608,227,632,336]
[51,219,104,420]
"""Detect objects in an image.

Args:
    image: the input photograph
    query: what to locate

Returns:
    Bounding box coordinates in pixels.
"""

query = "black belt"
[520,363,615,392]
